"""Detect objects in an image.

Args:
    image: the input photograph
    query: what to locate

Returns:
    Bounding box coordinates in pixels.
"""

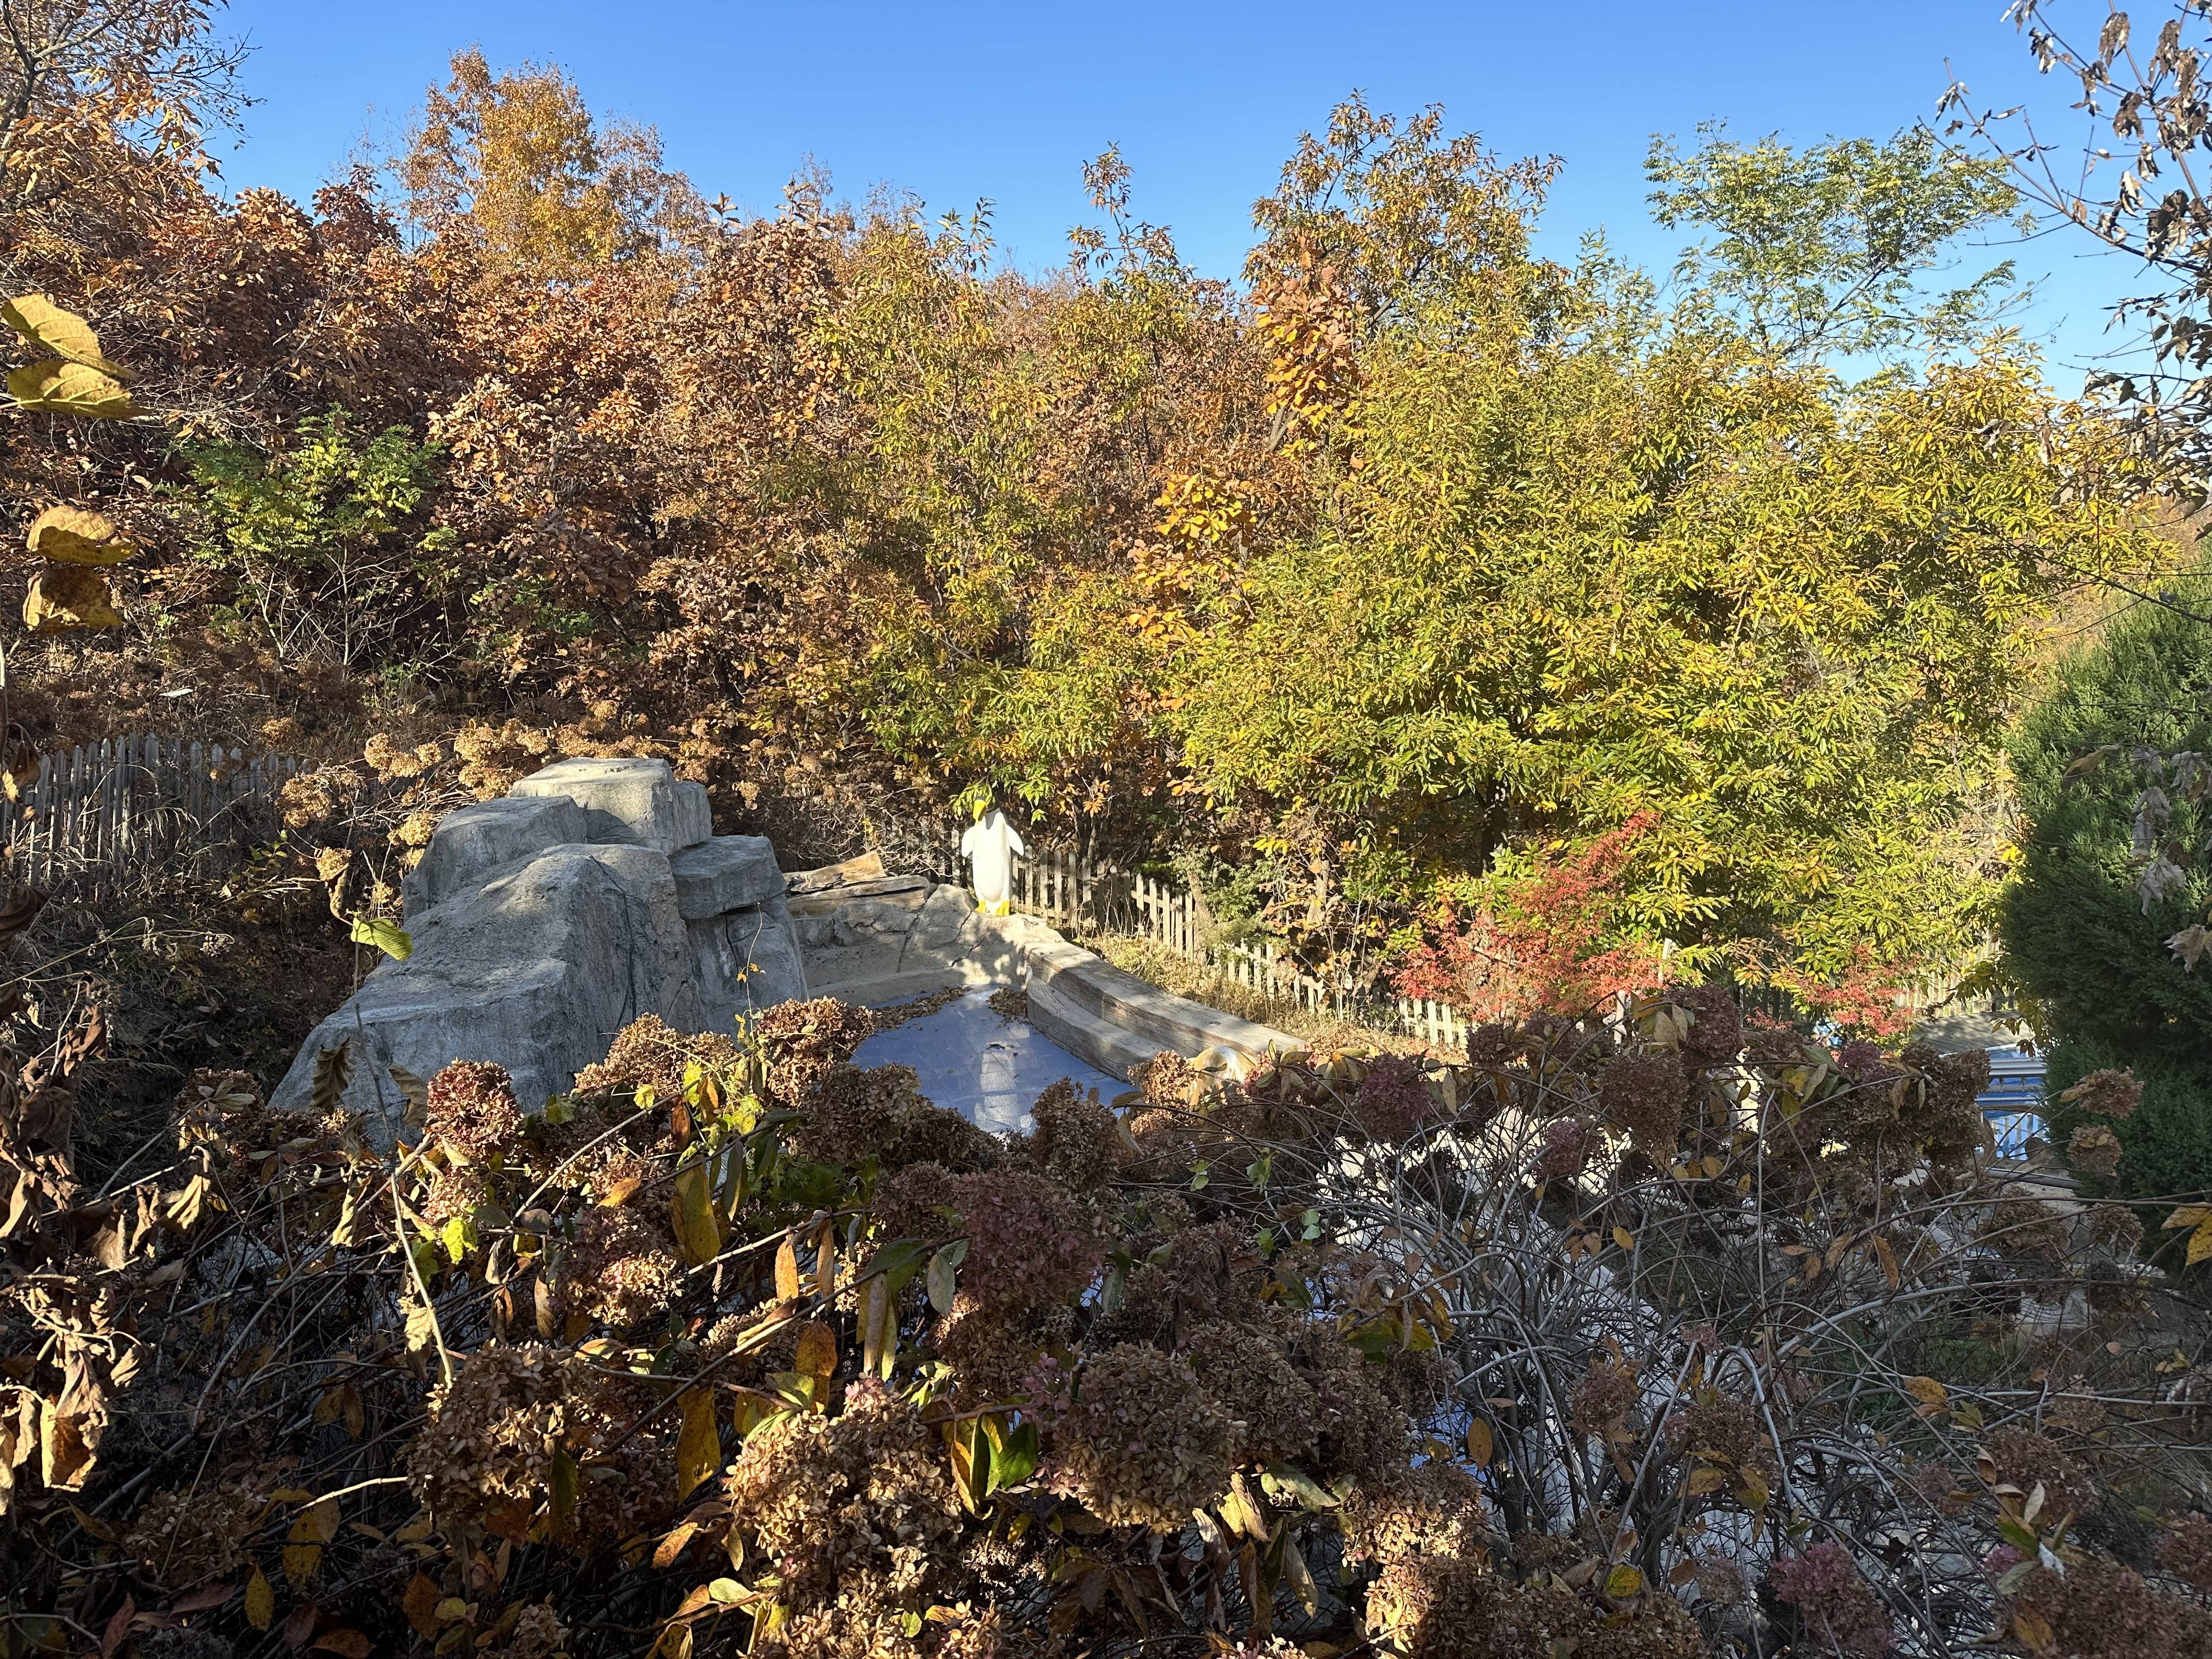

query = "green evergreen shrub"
[2003,573,2212,1207]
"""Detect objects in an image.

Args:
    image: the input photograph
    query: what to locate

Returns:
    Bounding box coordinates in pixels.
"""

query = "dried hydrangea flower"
[2157,1511,2212,1594]
[870,1159,960,1244]
[419,1163,492,1227]
[1353,1054,1437,1142]
[425,1059,526,1165]
[724,1385,963,1611]
[1047,1342,1234,1528]
[751,997,876,1106]
[1599,1051,1686,1149]
[1533,1116,1595,1182]
[1179,1320,1319,1466]
[2060,1067,2143,1120]
[949,1167,1103,1311]
[1569,1356,1641,1438]
[557,1206,680,1329]
[572,1013,737,1106]
[1020,1078,1123,1192]
[1339,1460,1488,1566]
[1769,1542,1894,1657]
[488,1603,571,1659]
[122,1481,270,1587]
[1982,1428,2099,1522]
[798,1063,994,1171]
[407,1343,673,1544]
[2069,1122,2124,1177]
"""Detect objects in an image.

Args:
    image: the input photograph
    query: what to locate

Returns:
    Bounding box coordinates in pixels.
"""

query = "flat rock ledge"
[272,758,806,1132]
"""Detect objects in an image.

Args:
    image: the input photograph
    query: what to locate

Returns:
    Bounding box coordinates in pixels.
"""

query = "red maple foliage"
[1391,812,1673,1020]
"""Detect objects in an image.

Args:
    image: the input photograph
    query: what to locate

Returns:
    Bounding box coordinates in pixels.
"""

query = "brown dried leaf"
[400,1572,442,1639]
[23,565,121,632]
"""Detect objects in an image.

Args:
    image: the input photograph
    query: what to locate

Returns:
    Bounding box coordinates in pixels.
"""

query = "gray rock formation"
[272,759,806,1132]
[509,757,712,853]
[673,834,809,1034]
[400,794,588,921]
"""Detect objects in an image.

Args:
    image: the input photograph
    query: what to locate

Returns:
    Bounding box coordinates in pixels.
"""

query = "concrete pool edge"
[799,884,1304,1084]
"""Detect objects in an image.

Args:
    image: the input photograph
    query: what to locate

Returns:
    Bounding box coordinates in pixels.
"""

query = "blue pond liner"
[852,987,1124,1136]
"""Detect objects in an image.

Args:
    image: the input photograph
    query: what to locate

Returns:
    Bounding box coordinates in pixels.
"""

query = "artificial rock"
[271,759,805,1133]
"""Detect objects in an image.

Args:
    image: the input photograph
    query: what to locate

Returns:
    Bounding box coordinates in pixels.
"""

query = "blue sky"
[216,0,2154,385]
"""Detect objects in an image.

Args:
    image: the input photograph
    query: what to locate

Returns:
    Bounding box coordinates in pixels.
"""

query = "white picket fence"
[964,833,1467,1050]
[7,733,306,889]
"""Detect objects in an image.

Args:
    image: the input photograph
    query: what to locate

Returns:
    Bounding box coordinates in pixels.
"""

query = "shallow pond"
[852,987,1122,1135]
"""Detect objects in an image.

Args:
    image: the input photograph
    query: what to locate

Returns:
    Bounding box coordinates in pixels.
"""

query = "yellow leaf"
[2188,1217,2212,1268]
[675,1387,719,1501]
[670,1162,723,1266]
[348,914,411,961]
[7,358,140,418]
[1604,1564,1644,1598]
[1612,1225,1635,1252]
[0,296,132,379]
[653,1521,699,1571]
[245,1567,275,1631]
[775,1233,800,1302]
[25,505,131,564]
[1683,1464,1729,1496]
[289,1498,340,1546]
[860,1274,891,1380]
[282,1543,321,1583]
[23,565,121,632]
[1903,1375,1948,1409]
[814,1222,838,1305]
[793,1319,837,1379]
[1466,1419,1493,1466]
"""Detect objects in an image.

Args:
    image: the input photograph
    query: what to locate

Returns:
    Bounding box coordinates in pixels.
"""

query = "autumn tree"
[0,0,245,202]
[400,48,703,272]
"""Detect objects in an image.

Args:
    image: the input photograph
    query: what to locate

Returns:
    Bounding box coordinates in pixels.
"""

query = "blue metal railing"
[1978,1046,2045,1159]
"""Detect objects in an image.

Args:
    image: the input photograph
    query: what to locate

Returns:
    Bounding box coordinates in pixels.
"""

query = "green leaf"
[926,1240,966,1314]
[987,1420,1039,1491]
[439,1214,473,1263]
[349,914,413,961]
[549,1447,579,1534]
[860,1237,932,1297]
